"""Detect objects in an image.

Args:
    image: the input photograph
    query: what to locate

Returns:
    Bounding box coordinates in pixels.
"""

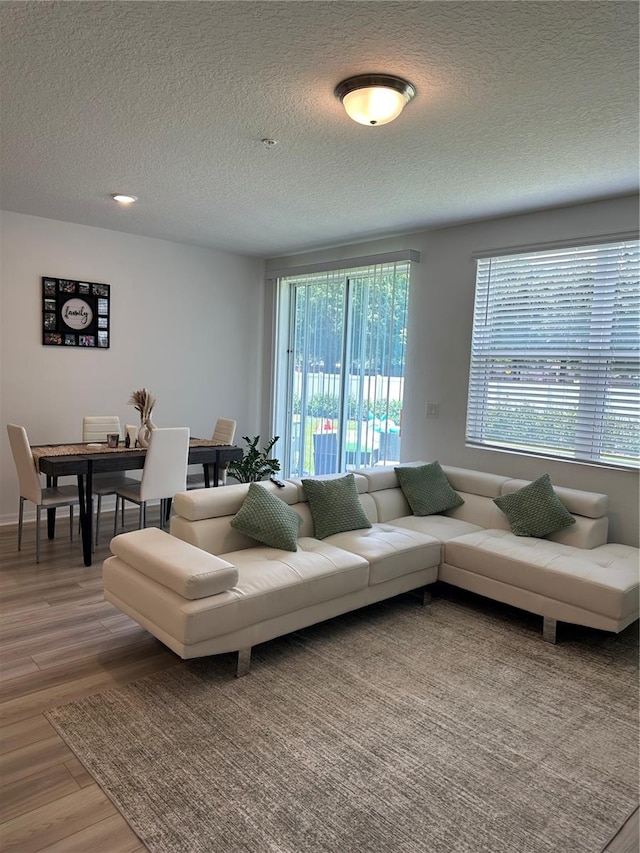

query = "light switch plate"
[425,402,440,419]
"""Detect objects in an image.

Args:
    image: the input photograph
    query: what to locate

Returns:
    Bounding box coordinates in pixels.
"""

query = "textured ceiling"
[1,1,638,257]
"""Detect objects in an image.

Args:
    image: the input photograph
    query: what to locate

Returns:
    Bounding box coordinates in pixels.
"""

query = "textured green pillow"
[230,482,302,551]
[394,462,464,516]
[301,474,372,540]
[494,474,576,538]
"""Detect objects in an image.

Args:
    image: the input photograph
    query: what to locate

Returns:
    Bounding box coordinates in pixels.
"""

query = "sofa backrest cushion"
[174,480,299,521]
[366,487,410,524]
[442,466,511,498]
[171,514,263,555]
[289,471,369,502]
[499,479,608,518]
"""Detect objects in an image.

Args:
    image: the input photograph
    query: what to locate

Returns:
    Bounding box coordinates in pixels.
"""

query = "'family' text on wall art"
[41,277,110,348]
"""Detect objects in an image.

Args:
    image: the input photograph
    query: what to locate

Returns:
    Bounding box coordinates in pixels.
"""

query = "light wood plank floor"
[0,511,179,852]
[0,514,637,852]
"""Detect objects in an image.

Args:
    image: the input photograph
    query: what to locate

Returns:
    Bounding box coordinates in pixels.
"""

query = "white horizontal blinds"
[284,269,342,477]
[295,267,346,397]
[466,240,640,468]
[345,261,409,462]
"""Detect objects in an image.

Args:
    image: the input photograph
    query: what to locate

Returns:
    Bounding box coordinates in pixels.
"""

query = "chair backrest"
[82,416,122,443]
[212,418,236,445]
[7,424,42,504]
[140,427,190,501]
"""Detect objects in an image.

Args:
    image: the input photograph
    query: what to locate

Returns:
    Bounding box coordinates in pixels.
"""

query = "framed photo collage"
[42,277,110,348]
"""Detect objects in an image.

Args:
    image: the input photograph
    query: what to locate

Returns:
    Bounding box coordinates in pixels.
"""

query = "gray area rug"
[46,588,639,853]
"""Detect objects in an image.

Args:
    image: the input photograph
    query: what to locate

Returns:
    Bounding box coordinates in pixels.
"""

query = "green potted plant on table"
[227,435,281,483]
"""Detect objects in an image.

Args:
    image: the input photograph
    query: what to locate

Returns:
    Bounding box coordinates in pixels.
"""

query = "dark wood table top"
[33,440,242,476]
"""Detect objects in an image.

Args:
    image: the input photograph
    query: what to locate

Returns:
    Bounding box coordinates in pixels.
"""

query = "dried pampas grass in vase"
[128,388,157,448]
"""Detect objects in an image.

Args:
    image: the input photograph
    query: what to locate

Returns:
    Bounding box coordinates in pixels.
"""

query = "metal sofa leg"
[236,647,252,678]
[543,617,558,644]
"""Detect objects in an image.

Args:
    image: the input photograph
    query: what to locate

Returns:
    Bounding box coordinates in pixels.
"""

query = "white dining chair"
[82,415,121,444]
[7,424,81,563]
[186,417,237,489]
[113,427,190,533]
[82,416,139,547]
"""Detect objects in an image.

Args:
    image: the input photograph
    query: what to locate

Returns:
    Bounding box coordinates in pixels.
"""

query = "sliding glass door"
[275,260,411,477]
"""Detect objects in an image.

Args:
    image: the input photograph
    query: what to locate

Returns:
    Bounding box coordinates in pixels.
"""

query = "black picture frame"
[41,277,110,348]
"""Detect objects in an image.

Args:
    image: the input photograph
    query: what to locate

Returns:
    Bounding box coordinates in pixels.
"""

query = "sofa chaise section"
[442,532,639,640]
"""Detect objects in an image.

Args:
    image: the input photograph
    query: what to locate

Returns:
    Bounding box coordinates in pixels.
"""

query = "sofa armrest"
[110,528,238,600]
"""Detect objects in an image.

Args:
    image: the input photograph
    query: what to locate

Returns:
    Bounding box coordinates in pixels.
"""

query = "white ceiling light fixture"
[111,193,138,204]
[334,74,416,126]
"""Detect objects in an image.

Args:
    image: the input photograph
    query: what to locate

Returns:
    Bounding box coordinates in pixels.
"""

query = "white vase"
[137,416,156,448]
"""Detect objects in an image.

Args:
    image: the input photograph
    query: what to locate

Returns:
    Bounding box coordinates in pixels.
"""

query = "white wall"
[0,211,264,524]
[266,195,640,546]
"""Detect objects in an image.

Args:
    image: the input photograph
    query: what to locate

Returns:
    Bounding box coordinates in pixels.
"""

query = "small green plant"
[227,435,281,483]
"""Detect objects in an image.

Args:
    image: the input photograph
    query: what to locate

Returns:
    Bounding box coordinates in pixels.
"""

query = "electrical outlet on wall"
[425,402,440,419]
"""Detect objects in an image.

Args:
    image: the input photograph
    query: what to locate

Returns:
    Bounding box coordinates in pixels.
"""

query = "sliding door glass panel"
[277,261,410,477]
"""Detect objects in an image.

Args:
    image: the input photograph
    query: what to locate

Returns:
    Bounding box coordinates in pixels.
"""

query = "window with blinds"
[466,239,640,468]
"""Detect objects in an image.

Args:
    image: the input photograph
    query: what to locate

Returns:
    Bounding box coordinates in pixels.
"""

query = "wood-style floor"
[0,513,637,853]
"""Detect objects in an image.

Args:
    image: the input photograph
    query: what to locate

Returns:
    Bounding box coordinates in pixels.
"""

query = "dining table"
[31,439,243,567]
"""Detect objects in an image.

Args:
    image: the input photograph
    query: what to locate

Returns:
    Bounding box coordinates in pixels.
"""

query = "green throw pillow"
[301,474,372,540]
[394,462,464,516]
[493,474,576,538]
[230,482,302,551]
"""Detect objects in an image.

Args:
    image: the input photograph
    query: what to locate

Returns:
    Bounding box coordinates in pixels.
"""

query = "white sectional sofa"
[103,464,640,676]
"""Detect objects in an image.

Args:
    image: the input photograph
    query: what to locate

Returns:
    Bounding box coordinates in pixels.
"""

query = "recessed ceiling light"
[111,193,138,204]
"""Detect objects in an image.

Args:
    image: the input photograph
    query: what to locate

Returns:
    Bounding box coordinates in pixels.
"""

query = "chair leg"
[113,496,120,537]
[18,497,24,551]
[95,494,103,549]
[139,502,145,529]
[36,505,41,564]
[69,505,74,542]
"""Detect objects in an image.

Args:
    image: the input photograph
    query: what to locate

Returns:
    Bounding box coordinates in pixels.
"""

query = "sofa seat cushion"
[445,530,639,620]
[390,514,483,543]
[214,537,370,631]
[104,537,371,647]
[324,524,441,585]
